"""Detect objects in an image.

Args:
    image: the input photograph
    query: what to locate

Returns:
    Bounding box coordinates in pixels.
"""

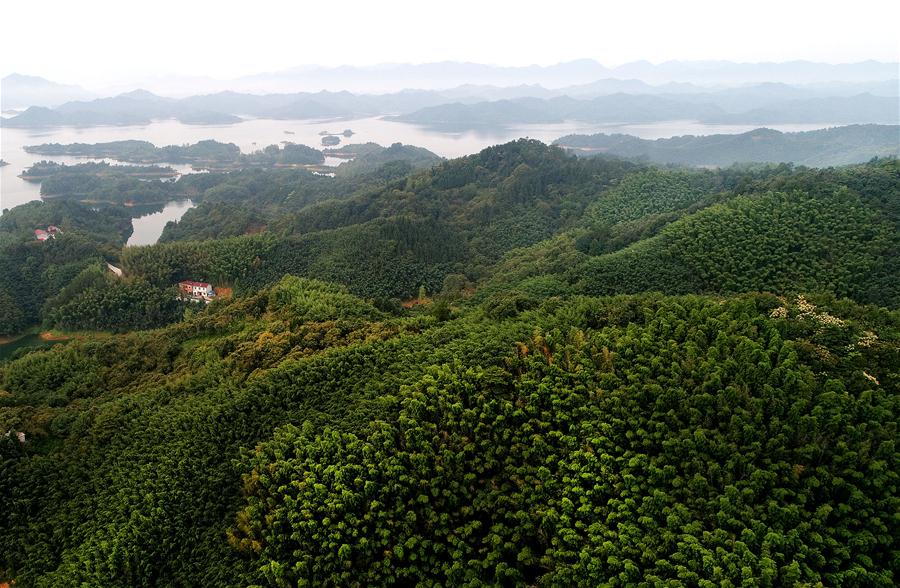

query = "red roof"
[179,280,212,288]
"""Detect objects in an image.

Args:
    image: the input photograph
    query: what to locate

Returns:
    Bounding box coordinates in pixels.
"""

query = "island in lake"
[319,129,354,137]
[321,135,341,146]
[19,161,197,205]
[20,161,178,182]
[176,111,242,125]
[25,139,326,171]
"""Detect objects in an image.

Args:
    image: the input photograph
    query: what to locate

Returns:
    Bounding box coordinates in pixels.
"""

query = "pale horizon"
[2,0,898,88]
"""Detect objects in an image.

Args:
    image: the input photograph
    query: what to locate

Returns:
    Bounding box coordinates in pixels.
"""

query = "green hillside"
[555,125,900,167]
[1,140,898,586]
[2,280,897,585]
[483,156,899,308]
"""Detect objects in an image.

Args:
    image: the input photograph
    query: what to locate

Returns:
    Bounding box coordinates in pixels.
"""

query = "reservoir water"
[127,199,195,246]
[0,333,65,362]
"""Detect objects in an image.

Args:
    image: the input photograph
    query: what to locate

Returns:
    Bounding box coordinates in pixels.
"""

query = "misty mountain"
[3,106,149,127]
[1,73,96,109]
[604,59,899,85]
[2,87,466,127]
[233,59,612,93]
[4,76,897,129]
[54,90,176,117]
[3,90,242,127]
[554,124,900,166]
[230,60,899,93]
[709,94,900,124]
[394,92,898,128]
[800,79,900,97]
[390,94,726,127]
[557,78,701,97]
[6,61,894,108]
[669,82,816,112]
[438,83,558,101]
[389,98,567,127]
[178,89,456,119]
[394,94,810,127]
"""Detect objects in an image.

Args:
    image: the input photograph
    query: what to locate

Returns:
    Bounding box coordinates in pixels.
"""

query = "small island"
[19,161,183,204]
[25,139,326,171]
[176,111,242,125]
[317,129,355,138]
[20,161,178,182]
[0,159,8,167]
[321,135,341,146]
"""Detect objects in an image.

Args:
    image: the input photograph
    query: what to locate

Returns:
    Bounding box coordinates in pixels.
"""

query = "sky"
[1,0,898,87]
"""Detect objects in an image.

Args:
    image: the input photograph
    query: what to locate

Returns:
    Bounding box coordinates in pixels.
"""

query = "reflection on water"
[127,199,195,246]
[0,333,62,362]
[1,116,839,213]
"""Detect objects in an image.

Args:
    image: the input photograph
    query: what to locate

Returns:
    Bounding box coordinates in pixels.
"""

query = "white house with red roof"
[34,226,63,241]
[178,280,215,301]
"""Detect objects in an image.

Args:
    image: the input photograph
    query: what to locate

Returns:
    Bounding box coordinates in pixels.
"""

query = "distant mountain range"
[232,59,899,93]
[3,81,898,129]
[554,125,900,167]
[4,59,898,99]
[393,93,899,128]
[2,89,448,127]
[3,59,897,130]
[1,73,96,109]
[391,95,727,127]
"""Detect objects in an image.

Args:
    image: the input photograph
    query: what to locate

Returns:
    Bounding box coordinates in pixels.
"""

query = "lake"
[127,199,196,246]
[1,116,838,243]
[0,333,66,362]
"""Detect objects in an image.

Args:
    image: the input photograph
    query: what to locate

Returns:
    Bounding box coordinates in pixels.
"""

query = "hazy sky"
[2,0,898,86]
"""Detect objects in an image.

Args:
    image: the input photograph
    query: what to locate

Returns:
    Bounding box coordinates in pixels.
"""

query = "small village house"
[34,226,63,241]
[178,280,216,301]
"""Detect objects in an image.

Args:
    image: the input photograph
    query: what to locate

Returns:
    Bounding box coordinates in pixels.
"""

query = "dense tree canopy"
[1,284,897,585]
[0,140,897,586]
[0,201,136,334]
[235,295,898,586]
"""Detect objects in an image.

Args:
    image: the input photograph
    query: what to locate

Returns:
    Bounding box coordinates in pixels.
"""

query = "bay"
[127,199,195,246]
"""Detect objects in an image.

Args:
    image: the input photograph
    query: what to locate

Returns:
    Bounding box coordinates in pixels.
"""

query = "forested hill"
[1,139,899,585]
[127,142,898,306]
[479,157,899,308]
[2,281,897,585]
[121,141,638,300]
[555,124,900,167]
[3,141,896,331]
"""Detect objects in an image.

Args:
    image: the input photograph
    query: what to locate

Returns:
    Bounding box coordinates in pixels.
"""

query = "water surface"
[127,199,195,246]
[0,333,64,361]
